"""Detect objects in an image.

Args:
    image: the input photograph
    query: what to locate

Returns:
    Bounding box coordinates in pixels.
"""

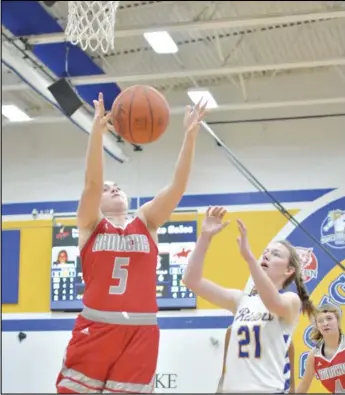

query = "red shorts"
[56,314,160,394]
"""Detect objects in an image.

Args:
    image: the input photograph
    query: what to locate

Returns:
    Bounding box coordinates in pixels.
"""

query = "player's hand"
[183,98,208,135]
[236,219,256,263]
[92,92,112,133]
[201,206,231,237]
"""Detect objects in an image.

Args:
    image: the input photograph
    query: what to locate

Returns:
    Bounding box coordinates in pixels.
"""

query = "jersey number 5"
[238,325,261,358]
[109,257,129,295]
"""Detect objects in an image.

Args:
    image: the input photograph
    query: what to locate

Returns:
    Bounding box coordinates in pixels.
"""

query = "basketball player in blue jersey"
[217,327,296,393]
[184,206,315,393]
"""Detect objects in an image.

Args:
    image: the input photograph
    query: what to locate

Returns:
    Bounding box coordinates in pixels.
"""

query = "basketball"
[111,85,170,144]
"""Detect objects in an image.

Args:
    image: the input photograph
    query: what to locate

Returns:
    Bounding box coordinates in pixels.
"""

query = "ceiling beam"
[2,83,31,92]
[3,97,345,127]
[170,97,345,114]
[4,58,345,92]
[24,10,345,45]
[2,116,66,127]
[69,58,345,85]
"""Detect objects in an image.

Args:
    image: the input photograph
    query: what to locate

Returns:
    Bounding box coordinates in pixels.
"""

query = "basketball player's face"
[260,242,292,285]
[316,312,339,337]
[100,182,128,214]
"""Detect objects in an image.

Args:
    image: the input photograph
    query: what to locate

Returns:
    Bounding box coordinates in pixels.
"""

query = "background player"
[296,304,344,393]
[56,93,207,394]
[217,325,232,393]
[183,206,315,393]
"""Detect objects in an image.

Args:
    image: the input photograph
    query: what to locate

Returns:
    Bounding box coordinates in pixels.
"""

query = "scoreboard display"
[50,221,197,311]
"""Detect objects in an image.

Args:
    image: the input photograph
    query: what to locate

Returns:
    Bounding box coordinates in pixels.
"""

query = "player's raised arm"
[138,101,207,230]
[183,207,243,314]
[235,219,308,324]
[296,351,315,393]
[77,93,111,232]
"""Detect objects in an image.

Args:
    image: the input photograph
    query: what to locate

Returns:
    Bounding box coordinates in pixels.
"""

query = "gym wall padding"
[2,230,21,304]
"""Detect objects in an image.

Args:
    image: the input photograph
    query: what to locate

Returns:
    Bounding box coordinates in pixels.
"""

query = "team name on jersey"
[235,307,274,322]
[92,233,150,253]
[317,363,345,381]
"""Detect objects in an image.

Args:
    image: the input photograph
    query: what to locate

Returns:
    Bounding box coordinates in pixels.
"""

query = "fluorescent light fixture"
[2,104,32,122]
[187,90,218,109]
[144,31,178,54]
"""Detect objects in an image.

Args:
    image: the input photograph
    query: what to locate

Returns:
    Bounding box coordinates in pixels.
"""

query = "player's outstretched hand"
[201,206,231,237]
[183,98,208,135]
[92,92,112,134]
[236,219,256,263]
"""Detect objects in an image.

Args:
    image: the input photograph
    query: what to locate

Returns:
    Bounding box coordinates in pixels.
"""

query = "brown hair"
[310,304,342,343]
[277,240,316,318]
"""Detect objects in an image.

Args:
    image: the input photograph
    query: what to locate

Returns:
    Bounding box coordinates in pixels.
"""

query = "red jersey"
[80,216,158,313]
[314,335,345,393]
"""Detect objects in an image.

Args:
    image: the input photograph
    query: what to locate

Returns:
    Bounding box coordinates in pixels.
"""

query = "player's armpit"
[295,351,315,393]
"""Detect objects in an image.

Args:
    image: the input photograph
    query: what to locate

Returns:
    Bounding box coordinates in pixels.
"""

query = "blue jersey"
[223,293,297,393]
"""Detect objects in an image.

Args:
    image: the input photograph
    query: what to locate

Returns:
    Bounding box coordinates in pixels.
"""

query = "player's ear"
[286,265,296,277]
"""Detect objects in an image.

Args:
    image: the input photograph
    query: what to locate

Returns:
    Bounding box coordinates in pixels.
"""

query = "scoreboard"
[50,221,197,311]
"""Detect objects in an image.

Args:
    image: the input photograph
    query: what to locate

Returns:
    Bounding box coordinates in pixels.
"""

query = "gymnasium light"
[2,104,32,122]
[143,31,178,54]
[187,90,218,109]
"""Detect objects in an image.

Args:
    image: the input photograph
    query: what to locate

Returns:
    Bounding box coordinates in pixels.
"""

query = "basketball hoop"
[65,1,120,53]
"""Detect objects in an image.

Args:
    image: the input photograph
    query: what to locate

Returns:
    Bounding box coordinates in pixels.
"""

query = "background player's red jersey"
[314,335,345,393]
[80,216,158,313]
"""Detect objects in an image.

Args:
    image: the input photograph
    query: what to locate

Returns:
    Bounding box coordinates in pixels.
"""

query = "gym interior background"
[2,1,345,393]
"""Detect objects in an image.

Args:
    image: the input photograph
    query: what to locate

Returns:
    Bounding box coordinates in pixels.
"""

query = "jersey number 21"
[238,325,261,358]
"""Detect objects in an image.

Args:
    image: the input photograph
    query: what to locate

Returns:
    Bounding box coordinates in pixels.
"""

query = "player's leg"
[56,370,86,394]
[56,316,109,394]
[56,363,105,394]
[103,325,160,394]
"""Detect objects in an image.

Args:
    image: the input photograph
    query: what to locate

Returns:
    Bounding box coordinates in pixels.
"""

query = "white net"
[65,1,120,53]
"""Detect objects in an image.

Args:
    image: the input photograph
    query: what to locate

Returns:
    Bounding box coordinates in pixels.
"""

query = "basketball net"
[65,1,120,53]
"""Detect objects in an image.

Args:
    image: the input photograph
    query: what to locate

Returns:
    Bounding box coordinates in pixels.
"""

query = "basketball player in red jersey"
[56,92,207,394]
[296,304,344,393]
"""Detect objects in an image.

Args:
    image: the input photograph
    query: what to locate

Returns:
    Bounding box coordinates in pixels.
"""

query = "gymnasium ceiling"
[2,1,345,160]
